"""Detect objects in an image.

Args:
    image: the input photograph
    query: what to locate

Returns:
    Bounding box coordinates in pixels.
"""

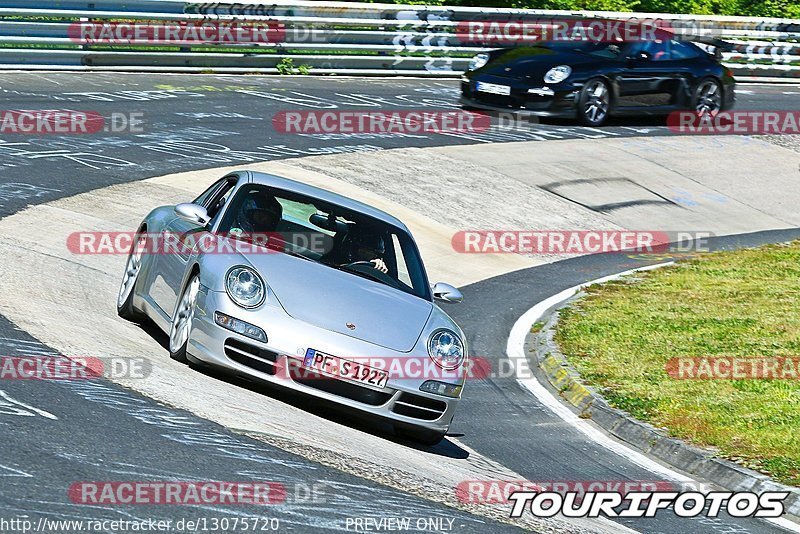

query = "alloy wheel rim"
[117,234,147,308]
[584,81,609,124]
[695,81,721,116]
[169,276,200,354]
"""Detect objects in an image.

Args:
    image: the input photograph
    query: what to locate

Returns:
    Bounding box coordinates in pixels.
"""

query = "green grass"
[555,241,800,486]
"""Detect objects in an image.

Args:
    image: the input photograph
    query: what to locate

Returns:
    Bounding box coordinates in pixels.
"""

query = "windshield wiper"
[334,264,381,281]
[334,264,403,289]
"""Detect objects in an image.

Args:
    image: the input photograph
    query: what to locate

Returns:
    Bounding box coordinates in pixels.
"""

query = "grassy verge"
[556,242,800,486]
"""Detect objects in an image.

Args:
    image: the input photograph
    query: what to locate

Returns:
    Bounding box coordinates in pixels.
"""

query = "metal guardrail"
[0,0,798,79]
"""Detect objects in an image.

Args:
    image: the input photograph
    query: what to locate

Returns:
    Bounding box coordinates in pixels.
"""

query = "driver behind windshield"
[338,227,389,274]
[230,194,283,237]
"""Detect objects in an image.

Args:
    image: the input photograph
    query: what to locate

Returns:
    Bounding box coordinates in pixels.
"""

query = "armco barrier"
[0,0,797,79]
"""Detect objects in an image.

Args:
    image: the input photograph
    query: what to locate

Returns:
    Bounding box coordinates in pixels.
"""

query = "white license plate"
[476,82,511,96]
[303,349,388,389]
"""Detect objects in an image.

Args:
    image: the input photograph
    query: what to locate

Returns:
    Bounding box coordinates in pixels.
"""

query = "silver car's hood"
[247,252,433,352]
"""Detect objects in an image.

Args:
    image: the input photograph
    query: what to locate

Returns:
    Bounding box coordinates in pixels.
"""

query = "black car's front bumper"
[460,77,579,118]
[722,83,736,111]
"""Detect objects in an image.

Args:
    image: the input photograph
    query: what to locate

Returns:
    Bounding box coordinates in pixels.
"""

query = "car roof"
[243,170,410,232]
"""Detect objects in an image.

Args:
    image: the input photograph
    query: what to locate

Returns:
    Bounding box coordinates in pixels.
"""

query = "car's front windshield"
[216,184,432,301]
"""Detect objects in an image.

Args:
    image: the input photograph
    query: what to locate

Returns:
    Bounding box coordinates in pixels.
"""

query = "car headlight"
[428,329,465,370]
[468,53,489,71]
[225,266,265,309]
[544,65,572,84]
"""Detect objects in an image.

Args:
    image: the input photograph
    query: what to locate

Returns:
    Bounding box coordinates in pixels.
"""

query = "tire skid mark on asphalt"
[0,389,58,420]
[0,464,33,477]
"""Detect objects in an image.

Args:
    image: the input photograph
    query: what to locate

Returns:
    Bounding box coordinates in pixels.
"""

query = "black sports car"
[460,38,736,126]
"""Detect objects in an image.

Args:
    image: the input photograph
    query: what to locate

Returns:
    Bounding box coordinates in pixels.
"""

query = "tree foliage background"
[350,0,800,18]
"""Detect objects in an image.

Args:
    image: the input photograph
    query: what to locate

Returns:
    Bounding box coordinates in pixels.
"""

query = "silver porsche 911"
[116,171,467,444]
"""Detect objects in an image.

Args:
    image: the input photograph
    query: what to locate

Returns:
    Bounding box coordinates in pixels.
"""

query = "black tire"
[577,78,611,127]
[691,77,723,117]
[168,274,200,364]
[394,424,447,446]
[116,231,148,323]
[169,337,190,364]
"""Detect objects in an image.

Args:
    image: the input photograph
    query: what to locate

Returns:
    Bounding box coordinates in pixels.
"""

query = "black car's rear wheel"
[577,79,611,127]
[692,78,723,117]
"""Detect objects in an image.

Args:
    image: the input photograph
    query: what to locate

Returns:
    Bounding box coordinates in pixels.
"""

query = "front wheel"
[117,232,148,322]
[169,274,200,363]
[577,79,611,127]
[691,78,723,117]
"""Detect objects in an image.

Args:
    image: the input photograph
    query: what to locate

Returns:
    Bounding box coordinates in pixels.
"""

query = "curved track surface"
[0,72,795,220]
[0,73,799,534]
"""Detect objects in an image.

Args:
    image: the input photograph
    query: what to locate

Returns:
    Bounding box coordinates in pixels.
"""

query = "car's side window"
[207,177,238,224]
[670,40,700,60]
[193,178,226,208]
[643,39,670,61]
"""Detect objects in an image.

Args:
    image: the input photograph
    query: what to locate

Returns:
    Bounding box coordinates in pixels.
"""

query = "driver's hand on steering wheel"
[370,258,388,274]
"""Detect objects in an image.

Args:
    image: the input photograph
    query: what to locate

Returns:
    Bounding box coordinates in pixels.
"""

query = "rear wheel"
[169,274,200,364]
[577,79,611,127]
[117,232,148,322]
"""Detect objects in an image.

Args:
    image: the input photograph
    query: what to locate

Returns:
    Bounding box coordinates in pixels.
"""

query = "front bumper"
[187,286,461,433]
[460,77,578,118]
[723,82,736,111]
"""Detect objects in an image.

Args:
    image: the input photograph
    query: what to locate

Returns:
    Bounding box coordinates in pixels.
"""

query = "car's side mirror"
[431,282,463,303]
[175,203,210,226]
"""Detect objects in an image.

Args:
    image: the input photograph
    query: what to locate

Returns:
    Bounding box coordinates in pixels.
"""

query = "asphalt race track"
[0,72,796,220]
[0,319,524,533]
[0,72,799,534]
